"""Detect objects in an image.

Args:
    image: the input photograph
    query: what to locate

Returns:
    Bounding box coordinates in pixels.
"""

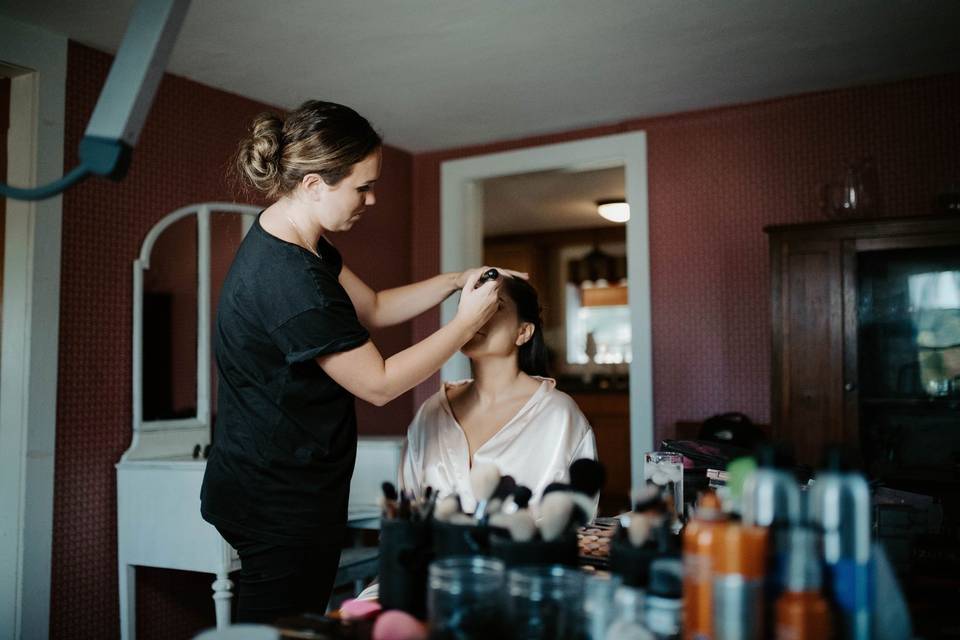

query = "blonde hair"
[235,100,381,199]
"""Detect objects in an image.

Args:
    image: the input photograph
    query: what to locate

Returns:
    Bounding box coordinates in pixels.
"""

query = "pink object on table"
[372,610,428,640]
[339,598,382,620]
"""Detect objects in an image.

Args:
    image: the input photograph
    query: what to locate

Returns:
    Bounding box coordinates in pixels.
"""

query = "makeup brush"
[448,512,476,526]
[470,463,501,523]
[542,481,570,496]
[539,491,575,542]
[422,486,439,521]
[627,512,654,547]
[398,490,412,520]
[434,494,462,522]
[379,482,399,519]
[486,475,517,517]
[473,268,500,289]
[569,458,606,497]
[507,486,537,542]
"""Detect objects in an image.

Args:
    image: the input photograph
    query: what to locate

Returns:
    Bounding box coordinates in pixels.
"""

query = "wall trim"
[438,132,654,488]
[0,16,67,640]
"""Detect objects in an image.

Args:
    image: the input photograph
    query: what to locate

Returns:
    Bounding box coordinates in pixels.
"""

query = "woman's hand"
[454,269,503,332]
[454,266,528,290]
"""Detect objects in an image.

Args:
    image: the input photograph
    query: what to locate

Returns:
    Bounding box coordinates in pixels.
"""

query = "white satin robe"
[398,377,597,513]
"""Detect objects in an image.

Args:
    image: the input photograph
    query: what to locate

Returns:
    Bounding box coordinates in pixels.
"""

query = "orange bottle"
[712,520,769,640]
[682,491,725,640]
[774,527,831,640]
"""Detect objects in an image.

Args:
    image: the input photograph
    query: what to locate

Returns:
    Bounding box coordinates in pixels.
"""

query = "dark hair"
[235,100,382,198]
[502,276,549,377]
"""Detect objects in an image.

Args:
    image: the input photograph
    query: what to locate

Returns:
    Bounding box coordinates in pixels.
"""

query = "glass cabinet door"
[857,244,960,492]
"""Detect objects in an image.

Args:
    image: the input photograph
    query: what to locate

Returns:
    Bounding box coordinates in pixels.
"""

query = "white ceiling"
[2,1,958,152]
[483,166,625,237]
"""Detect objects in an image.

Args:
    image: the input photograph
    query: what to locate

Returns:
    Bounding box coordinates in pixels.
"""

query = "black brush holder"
[378,519,432,618]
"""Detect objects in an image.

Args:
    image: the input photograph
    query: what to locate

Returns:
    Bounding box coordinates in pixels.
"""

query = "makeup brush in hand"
[470,463,501,523]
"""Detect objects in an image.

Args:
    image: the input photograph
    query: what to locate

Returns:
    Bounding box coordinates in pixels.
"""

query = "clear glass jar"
[428,556,505,639]
[605,584,653,640]
[507,565,585,640]
[583,570,622,640]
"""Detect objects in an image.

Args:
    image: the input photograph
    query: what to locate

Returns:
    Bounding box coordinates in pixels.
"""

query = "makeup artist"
[200,100,521,623]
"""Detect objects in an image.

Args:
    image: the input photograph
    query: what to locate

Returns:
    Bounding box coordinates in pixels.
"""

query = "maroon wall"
[411,73,960,444]
[53,42,413,639]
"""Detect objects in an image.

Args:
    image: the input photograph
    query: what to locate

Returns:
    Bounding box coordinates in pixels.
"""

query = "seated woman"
[399,275,597,512]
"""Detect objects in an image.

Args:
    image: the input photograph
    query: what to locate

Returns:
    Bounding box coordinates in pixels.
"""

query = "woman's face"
[309,148,382,232]
[461,293,534,361]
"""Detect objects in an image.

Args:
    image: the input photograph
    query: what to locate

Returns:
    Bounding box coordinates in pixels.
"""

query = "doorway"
[0,19,67,639]
[438,132,653,495]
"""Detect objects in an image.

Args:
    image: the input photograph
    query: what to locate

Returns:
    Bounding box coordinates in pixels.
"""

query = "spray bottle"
[711,520,769,640]
[682,491,725,640]
[775,526,831,640]
[808,450,872,640]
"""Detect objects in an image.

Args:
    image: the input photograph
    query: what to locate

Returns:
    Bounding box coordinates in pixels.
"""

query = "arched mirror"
[123,203,260,461]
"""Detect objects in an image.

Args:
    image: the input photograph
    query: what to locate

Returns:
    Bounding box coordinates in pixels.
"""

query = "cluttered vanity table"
[116,203,401,639]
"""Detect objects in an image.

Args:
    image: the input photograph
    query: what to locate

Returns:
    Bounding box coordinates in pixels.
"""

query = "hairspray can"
[682,491,725,640]
[808,455,872,640]
[775,526,831,640]
[711,521,768,640]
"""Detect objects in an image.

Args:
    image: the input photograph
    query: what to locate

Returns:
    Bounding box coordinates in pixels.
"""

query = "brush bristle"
[449,512,475,526]
[539,492,574,542]
[470,463,501,502]
[382,481,398,501]
[434,495,461,522]
[569,458,606,496]
[488,512,511,529]
[542,481,570,496]
[493,475,517,500]
[569,491,596,524]
[513,486,533,509]
[627,513,653,547]
[508,511,537,542]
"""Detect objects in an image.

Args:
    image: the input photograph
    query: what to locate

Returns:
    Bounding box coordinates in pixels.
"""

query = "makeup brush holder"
[489,531,579,568]
[609,534,662,588]
[379,519,433,618]
[431,521,507,559]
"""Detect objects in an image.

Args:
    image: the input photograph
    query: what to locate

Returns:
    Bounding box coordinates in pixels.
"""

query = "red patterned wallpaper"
[53,43,412,639]
[410,73,960,444]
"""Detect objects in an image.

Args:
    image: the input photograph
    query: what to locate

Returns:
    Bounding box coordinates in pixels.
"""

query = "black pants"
[218,526,343,624]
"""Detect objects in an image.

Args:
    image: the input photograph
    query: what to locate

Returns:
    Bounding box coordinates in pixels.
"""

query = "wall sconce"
[597,199,630,223]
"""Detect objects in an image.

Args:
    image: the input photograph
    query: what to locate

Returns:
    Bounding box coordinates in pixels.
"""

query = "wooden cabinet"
[766,215,960,476]
[569,392,631,515]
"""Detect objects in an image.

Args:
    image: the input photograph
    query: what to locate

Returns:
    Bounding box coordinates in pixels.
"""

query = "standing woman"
[201,100,514,622]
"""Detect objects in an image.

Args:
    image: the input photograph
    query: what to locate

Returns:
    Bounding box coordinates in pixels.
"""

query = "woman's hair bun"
[233,101,381,199]
[236,112,285,197]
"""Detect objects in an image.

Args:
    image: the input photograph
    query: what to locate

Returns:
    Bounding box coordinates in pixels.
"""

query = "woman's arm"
[339,266,459,329]
[339,265,527,330]
[317,271,500,406]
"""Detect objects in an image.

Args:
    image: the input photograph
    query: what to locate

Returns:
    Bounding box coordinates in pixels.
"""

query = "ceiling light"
[597,199,630,223]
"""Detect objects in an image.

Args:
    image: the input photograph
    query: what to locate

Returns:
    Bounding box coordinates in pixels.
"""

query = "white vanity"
[116,203,401,639]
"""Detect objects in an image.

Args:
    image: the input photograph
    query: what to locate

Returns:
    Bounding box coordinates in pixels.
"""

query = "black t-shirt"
[200,215,370,546]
